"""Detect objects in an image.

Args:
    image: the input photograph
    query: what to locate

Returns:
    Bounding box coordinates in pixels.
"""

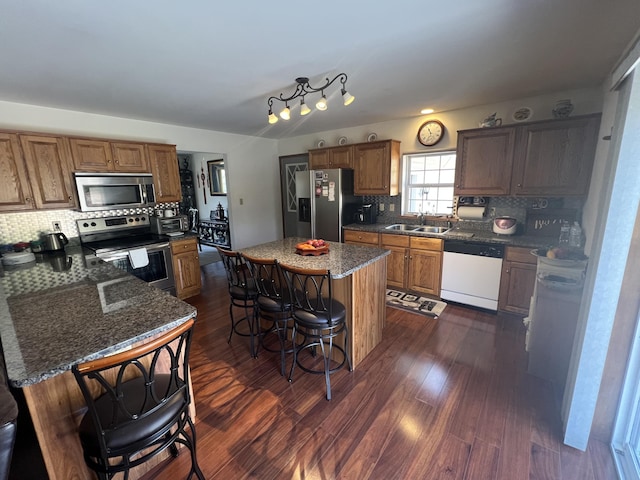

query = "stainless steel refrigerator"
[294,169,358,242]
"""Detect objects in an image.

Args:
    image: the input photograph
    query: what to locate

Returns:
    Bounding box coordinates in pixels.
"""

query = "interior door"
[279,154,308,238]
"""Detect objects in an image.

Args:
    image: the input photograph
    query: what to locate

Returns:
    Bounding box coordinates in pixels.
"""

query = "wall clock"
[417,119,445,147]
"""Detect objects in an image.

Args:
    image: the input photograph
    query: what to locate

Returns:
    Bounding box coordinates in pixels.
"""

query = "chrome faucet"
[416,212,425,225]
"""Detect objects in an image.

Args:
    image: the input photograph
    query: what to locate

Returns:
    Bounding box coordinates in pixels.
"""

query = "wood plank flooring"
[139,262,615,479]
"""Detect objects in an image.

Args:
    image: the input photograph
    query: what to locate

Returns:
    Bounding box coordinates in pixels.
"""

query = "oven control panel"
[77,215,150,235]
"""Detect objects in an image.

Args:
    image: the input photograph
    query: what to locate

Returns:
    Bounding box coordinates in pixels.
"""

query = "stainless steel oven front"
[96,242,175,295]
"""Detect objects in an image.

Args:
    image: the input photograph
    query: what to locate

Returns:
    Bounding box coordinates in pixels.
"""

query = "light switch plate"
[379,203,385,211]
[389,204,395,212]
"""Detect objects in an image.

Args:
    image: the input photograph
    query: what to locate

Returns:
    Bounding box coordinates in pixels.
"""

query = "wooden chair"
[278,263,352,400]
[216,247,260,357]
[241,254,294,376]
[71,319,204,480]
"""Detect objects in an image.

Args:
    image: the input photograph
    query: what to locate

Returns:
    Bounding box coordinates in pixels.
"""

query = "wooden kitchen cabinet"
[19,134,76,210]
[511,115,600,196]
[353,140,401,195]
[343,230,379,246]
[148,144,181,203]
[407,236,443,297]
[69,138,114,171]
[71,138,149,173]
[309,145,353,169]
[498,246,537,315]
[171,237,202,299]
[380,234,409,289]
[380,234,442,296]
[455,127,515,195]
[110,142,149,172]
[0,132,34,212]
[455,114,600,196]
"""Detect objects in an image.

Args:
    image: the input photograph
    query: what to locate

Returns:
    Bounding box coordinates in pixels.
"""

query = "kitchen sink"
[384,224,419,231]
[412,226,450,234]
[384,224,451,235]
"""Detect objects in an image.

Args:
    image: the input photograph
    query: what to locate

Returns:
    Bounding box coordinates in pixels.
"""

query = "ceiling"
[1,1,638,139]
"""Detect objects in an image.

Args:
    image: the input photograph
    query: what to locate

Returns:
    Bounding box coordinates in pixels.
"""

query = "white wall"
[0,101,281,249]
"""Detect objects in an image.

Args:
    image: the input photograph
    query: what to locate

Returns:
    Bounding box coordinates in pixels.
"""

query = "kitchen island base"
[332,256,386,367]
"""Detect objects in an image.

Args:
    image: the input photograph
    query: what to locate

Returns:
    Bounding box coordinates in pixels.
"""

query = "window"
[402,151,456,216]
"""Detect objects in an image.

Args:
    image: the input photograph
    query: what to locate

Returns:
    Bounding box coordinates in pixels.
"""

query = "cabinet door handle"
[25,197,31,203]
[517,183,522,187]
[505,269,510,273]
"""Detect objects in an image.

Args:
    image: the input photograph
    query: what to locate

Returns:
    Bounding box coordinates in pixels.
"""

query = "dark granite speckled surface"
[239,237,389,279]
[343,223,557,249]
[0,246,196,387]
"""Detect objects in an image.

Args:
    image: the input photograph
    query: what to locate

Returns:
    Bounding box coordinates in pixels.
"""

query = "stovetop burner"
[78,215,167,255]
[83,234,168,255]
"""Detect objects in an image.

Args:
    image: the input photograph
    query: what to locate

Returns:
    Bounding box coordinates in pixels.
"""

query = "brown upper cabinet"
[19,134,76,210]
[0,133,34,212]
[353,140,401,196]
[309,145,353,169]
[148,144,181,203]
[455,114,601,196]
[455,127,515,196]
[70,138,149,172]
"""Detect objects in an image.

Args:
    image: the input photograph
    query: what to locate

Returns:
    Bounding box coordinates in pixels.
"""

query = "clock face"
[418,120,444,146]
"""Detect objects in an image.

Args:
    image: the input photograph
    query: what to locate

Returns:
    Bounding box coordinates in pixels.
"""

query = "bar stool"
[216,247,260,357]
[72,319,204,480]
[278,263,352,400]
[241,254,294,376]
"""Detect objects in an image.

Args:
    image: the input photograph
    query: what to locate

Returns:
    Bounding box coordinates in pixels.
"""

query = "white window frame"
[401,150,456,216]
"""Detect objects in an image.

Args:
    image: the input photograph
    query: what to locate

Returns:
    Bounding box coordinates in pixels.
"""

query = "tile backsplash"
[0,202,178,247]
[362,194,583,231]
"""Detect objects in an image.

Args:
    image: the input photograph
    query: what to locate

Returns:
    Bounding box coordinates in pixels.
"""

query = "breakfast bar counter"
[0,246,197,480]
[240,237,390,368]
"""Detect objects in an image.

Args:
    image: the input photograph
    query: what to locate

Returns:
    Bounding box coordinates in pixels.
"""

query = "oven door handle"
[98,243,170,263]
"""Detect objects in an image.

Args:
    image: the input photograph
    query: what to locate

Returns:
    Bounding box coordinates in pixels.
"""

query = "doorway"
[279,154,308,238]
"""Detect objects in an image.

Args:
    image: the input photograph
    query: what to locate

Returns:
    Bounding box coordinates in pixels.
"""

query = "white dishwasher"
[440,240,504,311]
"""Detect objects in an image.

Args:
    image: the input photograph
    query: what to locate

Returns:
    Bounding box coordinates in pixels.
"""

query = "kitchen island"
[239,237,390,368]
[0,246,197,480]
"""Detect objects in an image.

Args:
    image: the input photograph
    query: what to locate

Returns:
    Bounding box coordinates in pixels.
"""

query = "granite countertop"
[0,246,196,387]
[343,223,557,249]
[239,237,389,279]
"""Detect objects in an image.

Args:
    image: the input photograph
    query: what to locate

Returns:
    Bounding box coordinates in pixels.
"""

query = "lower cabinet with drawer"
[498,246,537,315]
[380,234,443,297]
[343,230,380,246]
[171,237,202,299]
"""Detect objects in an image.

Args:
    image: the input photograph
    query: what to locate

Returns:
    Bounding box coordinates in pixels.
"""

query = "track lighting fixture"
[267,73,354,124]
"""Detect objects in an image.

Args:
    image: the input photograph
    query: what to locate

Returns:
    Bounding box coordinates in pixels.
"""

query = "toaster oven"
[151,215,189,235]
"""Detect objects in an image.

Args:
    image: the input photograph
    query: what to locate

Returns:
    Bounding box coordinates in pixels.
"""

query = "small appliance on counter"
[355,204,377,224]
[151,214,189,236]
[493,217,517,235]
[43,231,69,252]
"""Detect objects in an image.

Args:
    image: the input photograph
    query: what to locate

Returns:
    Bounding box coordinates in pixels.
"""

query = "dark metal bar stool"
[72,319,204,480]
[279,263,353,400]
[241,254,294,376]
[216,247,260,357]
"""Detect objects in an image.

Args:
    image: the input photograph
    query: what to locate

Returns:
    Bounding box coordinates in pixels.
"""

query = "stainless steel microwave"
[74,173,156,212]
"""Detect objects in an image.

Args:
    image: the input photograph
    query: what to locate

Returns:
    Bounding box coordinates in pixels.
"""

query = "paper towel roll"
[457,206,486,220]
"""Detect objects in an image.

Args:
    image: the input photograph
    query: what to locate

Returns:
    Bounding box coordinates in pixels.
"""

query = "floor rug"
[386,289,447,318]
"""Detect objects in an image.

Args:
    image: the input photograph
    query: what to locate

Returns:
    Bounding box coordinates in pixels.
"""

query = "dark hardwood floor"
[138,261,618,480]
[9,260,616,479]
